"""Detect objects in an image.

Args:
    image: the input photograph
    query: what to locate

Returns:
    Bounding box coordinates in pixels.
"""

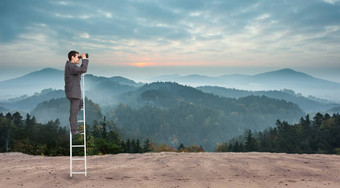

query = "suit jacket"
[64,59,89,99]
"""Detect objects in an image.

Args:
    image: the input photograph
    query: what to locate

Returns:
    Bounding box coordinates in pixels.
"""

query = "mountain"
[85,74,142,106]
[153,68,340,102]
[0,89,65,113]
[85,74,143,89]
[0,67,144,106]
[109,82,305,151]
[197,86,340,113]
[328,106,340,114]
[0,68,64,99]
[0,106,9,113]
[2,67,338,116]
[3,67,339,102]
[247,69,340,95]
[31,97,103,126]
[153,74,229,87]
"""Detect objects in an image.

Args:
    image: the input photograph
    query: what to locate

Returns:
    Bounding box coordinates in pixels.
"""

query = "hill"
[0,89,65,113]
[153,68,340,102]
[0,67,144,102]
[0,68,144,113]
[0,68,64,99]
[110,82,304,151]
[197,86,340,113]
[0,106,9,113]
[328,106,340,113]
[85,74,141,106]
[31,97,103,126]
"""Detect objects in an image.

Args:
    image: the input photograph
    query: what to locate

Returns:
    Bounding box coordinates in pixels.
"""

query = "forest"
[1,111,339,155]
[216,113,340,154]
[0,112,203,156]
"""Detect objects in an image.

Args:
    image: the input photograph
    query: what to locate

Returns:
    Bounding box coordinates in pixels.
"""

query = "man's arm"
[69,59,89,74]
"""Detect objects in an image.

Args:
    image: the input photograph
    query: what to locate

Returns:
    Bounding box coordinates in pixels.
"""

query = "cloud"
[80,33,90,39]
[323,0,340,4]
[0,0,340,69]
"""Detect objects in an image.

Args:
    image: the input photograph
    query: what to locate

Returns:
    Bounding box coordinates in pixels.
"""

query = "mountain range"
[2,68,340,102]
[0,68,143,101]
[1,67,340,151]
[197,87,339,114]
[1,68,340,114]
[153,68,340,102]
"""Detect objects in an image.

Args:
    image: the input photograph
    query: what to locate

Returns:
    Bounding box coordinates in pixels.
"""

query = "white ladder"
[70,74,87,177]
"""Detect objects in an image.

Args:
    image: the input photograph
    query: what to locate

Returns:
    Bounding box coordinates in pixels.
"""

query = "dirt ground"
[0,152,339,188]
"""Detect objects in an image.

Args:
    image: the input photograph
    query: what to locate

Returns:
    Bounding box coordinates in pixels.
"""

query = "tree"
[12,112,23,126]
[125,139,131,153]
[186,145,204,152]
[177,143,185,152]
[313,113,323,127]
[245,130,258,151]
[232,141,241,152]
[215,143,228,152]
[143,139,152,152]
[0,114,14,152]
[102,116,107,138]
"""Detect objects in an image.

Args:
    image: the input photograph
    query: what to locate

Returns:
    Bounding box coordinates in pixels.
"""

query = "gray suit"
[64,59,89,133]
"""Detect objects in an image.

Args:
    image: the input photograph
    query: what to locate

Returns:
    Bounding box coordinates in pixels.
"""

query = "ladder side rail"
[82,74,87,177]
[70,132,72,177]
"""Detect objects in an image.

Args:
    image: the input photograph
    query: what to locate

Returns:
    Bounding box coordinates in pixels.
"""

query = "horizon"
[2,65,340,103]
[1,65,340,84]
[1,0,340,83]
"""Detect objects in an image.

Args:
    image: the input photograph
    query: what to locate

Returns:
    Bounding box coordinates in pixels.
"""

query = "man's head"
[68,50,80,64]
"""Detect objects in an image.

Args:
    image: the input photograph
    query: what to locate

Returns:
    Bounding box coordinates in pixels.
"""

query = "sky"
[1,0,340,82]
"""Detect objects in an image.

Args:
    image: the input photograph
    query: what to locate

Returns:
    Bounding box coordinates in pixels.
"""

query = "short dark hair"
[68,50,79,61]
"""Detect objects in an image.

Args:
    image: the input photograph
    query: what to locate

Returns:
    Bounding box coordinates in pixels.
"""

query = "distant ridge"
[0,68,64,99]
[0,68,63,83]
[25,68,62,77]
[0,106,9,113]
[152,68,340,102]
[197,86,339,113]
[1,67,340,102]
[0,67,142,100]
[252,68,340,85]
[253,68,308,78]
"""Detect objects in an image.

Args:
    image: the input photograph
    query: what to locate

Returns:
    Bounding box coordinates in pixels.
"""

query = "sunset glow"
[130,62,156,67]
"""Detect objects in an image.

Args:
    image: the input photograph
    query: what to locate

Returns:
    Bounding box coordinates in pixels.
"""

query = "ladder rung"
[72,172,86,174]
[72,158,85,161]
[72,145,85,147]
[70,132,84,135]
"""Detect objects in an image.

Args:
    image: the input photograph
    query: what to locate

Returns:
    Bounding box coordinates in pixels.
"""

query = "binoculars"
[78,53,89,59]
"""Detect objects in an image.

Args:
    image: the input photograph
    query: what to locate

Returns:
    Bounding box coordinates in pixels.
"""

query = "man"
[64,51,89,134]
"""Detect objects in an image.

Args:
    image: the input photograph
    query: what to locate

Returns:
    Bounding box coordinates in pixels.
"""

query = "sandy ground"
[0,152,339,188]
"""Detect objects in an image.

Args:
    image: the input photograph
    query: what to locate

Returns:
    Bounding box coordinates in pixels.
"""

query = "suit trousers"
[68,98,83,134]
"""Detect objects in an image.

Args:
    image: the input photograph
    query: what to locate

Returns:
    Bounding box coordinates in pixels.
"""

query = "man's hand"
[80,53,86,59]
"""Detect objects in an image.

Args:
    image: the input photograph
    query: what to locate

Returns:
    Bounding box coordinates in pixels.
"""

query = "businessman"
[64,51,89,134]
